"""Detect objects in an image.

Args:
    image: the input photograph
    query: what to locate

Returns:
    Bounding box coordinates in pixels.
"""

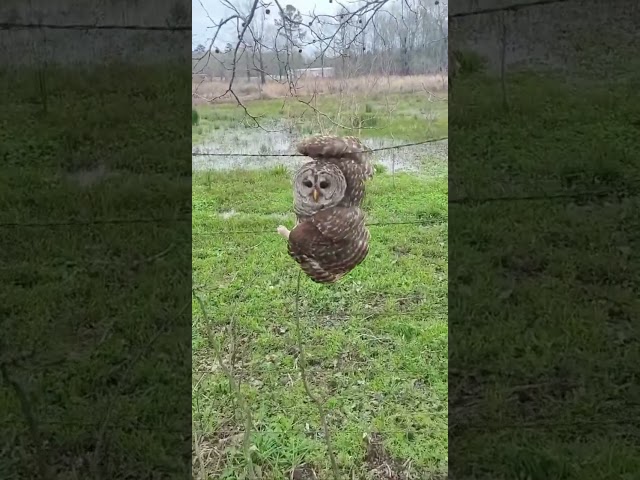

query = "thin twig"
[92,300,191,478]
[1,364,50,479]
[293,271,340,479]
[499,11,508,109]
[193,293,257,480]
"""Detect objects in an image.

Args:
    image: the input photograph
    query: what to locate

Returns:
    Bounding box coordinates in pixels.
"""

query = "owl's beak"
[312,188,320,202]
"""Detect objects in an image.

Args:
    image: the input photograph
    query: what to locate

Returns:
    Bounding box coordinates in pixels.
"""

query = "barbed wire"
[450,0,574,19]
[0,218,435,233]
[2,184,635,232]
[192,137,448,157]
[0,22,189,31]
[192,220,444,236]
[0,225,433,273]
[449,187,640,205]
[0,217,191,229]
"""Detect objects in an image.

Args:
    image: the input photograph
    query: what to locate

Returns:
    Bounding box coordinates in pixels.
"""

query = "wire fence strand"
[4,184,637,232]
[450,0,575,18]
[0,22,190,31]
[192,220,444,236]
[191,137,448,157]
[0,217,191,229]
[449,187,639,205]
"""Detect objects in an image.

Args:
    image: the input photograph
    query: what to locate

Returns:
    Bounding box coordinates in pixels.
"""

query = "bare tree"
[274,4,306,81]
[191,0,449,121]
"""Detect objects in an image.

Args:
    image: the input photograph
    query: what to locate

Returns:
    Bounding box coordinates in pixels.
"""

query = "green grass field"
[1,66,191,478]
[192,93,449,478]
[449,71,640,479]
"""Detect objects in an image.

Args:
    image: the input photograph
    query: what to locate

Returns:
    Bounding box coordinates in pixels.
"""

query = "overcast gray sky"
[192,0,336,48]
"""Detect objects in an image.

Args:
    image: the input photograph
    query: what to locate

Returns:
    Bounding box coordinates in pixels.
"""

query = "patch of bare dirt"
[364,433,413,479]
[499,253,548,279]
[290,463,318,479]
[192,424,242,479]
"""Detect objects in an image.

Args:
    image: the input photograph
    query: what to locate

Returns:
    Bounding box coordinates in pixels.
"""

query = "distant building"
[293,67,335,78]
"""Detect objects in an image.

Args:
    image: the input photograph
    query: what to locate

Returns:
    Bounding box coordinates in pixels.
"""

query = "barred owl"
[277,207,370,284]
[294,135,374,219]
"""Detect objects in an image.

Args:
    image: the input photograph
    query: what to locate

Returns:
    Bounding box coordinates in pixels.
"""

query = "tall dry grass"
[192,74,448,104]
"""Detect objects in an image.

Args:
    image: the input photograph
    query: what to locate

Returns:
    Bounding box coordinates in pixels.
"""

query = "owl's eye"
[303,180,313,188]
[319,181,329,189]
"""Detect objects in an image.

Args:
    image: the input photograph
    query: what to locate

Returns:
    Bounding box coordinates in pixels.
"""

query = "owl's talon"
[277,225,290,239]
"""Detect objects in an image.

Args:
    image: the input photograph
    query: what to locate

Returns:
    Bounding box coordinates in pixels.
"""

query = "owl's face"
[293,162,346,215]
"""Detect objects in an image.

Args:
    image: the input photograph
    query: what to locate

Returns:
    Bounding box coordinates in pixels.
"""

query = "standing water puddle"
[192,125,447,175]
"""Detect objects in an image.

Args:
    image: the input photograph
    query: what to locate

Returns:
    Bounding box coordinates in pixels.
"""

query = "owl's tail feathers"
[295,255,343,284]
[311,272,343,284]
[294,251,368,284]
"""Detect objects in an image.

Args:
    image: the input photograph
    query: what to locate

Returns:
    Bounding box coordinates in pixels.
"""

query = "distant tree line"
[193,0,448,82]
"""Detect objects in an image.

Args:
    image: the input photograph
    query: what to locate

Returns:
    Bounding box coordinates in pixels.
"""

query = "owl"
[294,135,374,219]
[277,207,370,284]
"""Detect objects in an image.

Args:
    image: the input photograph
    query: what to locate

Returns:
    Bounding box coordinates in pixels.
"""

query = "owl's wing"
[342,136,372,160]
[298,135,371,160]
[297,135,344,158]
[297,135,374,181]
[340,157,373,182]
[323,158,370,207]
